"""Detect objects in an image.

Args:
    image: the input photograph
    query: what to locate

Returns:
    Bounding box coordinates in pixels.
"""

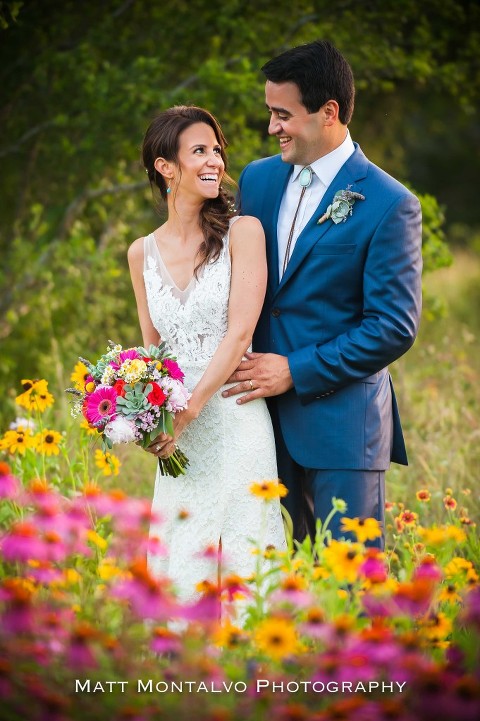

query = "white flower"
[101,365,116,385]
[104,416,137,444]
[159,378,191,412]
[9,417,36,430]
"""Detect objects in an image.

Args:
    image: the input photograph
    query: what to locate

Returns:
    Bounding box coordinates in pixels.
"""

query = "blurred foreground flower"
[249,480,288,500]
[94,448,121,476]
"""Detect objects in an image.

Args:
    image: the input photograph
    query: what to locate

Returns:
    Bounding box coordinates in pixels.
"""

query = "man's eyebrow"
[266,104,291,115]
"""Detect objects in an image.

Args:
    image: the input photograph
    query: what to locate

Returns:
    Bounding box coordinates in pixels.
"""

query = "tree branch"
[0,119,57,158]
[58,179,149,240]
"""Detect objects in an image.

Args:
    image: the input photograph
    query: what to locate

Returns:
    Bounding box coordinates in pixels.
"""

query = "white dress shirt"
[277,130,355,277]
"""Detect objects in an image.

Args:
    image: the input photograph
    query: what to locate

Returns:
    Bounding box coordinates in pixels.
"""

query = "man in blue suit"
[223,40,422,547]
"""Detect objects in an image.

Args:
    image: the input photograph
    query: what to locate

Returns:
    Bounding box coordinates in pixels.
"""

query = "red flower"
[113,379,126,397]
[147,382,166,406]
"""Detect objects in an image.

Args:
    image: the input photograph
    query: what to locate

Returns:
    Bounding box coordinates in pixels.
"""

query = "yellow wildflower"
[249,479,288,501]
[94,449,120,476]
[35,429,63,456]
[0,428,36,455]
[255,617,299,660]
[213,620,248,648]
[86,529,108,550]
[444,557,473,579]
[80,419,99,436]
[323,540,364,583]
[16,379,54,412]
[416,489,431,502]
[312,565,330,581]
[418,525,466,546]
[341,516,382,543]
[98,559,122,581]
[70,361,91,391]
[419,612,452,642]
[438,583,462,604]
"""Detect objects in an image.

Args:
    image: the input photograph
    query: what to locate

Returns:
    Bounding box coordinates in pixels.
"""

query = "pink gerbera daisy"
[162,358,184,381]
[84,386,117,426]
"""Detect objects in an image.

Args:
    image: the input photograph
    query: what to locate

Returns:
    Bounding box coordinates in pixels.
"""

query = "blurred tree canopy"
[0,0,479,415]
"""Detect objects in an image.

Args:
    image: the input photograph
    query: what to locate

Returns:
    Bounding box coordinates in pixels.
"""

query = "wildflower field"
[0,253,479,721]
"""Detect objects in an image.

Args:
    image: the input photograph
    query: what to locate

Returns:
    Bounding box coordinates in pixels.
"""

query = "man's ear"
[154,157,174,179]
[322,100,340,126]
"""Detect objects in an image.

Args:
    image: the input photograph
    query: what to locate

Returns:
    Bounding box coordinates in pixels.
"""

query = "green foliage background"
[1,0,479,421]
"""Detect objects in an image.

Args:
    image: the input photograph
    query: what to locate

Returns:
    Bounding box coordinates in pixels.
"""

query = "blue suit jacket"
[238,144,422,470]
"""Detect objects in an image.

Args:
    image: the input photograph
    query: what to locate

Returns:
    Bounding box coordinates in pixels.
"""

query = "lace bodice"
[143,218,240,370]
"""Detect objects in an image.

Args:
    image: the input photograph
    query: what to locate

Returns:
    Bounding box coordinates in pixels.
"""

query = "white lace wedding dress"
[143,217,286,605]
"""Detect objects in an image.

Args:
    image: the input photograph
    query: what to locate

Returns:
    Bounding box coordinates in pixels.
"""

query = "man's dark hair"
[261,40,355,124]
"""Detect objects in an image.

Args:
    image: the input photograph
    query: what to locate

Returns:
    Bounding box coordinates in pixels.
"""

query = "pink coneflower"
[222,574,251,602]
[0,521,42,562]
[67,622,98,669]
[0,462,19,499]
[0,578,35,634]
[112,558,177,620]
[83,385,117,426]
[414,555,443,583]
[25,478,62,515]
[271,574,313,608]
[162,358,184,381]
[150,626,181,655]
[26,561,63,585]
[183,580,221,622]
[360,549,388,584]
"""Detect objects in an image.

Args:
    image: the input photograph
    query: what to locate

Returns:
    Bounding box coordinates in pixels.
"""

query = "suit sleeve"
[288,193,423,402]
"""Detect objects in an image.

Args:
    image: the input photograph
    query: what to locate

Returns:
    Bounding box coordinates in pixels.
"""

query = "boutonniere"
[318,187,365,225]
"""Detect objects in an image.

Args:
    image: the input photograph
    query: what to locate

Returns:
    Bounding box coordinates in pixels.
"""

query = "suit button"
[271,308,281,317]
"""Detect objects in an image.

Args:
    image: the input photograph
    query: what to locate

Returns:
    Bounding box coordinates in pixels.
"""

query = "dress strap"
[143,233,157,273]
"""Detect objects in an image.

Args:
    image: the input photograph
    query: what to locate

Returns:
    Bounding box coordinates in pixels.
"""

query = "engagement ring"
[249,379,254,390]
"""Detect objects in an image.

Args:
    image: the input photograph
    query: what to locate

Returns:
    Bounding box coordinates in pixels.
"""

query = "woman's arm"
[127,237,160,348]
[157,215,267,454]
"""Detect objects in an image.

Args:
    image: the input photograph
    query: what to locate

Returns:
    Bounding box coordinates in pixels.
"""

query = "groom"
[223,40,422,548]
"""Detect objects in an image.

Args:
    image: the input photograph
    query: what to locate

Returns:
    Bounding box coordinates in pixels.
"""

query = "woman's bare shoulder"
[230,215,265,241]
[127,235,146,265]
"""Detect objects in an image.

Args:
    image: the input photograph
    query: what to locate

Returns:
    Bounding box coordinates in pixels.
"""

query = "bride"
[128,106,286,608]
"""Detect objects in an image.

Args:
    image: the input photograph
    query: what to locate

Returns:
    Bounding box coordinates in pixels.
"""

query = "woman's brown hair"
[142,105,236,274]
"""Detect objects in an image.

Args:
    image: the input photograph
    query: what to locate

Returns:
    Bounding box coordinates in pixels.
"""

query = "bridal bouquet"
[67,341,190,477]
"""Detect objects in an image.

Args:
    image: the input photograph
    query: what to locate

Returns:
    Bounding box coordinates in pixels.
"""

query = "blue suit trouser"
[270,402,386,549]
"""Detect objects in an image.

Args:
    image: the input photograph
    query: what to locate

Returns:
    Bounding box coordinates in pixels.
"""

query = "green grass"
[389,250,480,521]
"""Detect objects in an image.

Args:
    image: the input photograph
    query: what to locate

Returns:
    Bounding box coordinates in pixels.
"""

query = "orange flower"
[443,495,457,511]
[416,489,431,502]
[397,510,417,528]
[250,479,288,500]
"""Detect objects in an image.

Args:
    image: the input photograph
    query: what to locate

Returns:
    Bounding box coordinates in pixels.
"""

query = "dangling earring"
[166,178,172,195]
[166,184,171,194]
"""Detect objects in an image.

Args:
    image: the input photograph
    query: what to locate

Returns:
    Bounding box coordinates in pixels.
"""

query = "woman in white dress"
[128,106,286,608]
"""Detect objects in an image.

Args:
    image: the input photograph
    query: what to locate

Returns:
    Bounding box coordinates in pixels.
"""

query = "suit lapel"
[262,160,292,292]
[275,144,368,296]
